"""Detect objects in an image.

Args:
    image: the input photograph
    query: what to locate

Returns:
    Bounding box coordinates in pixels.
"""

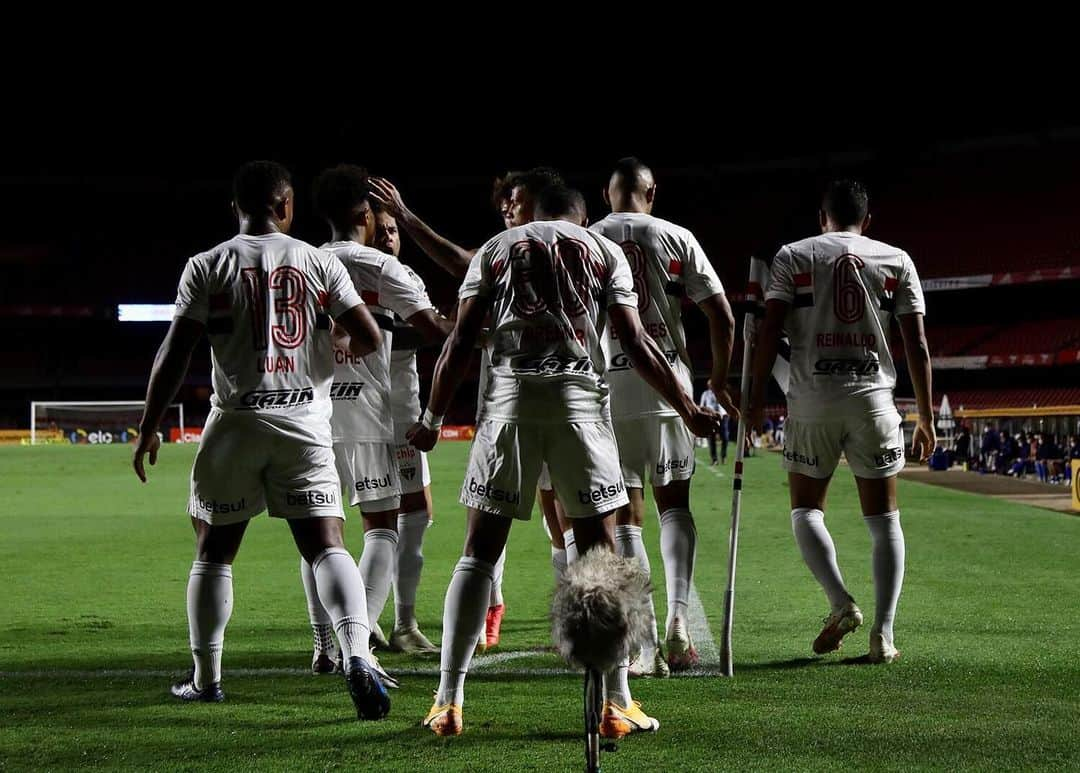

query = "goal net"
[29,401,187,445]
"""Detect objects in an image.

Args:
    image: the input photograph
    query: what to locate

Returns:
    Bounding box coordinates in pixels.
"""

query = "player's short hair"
[497,167,565,206]
[610,156,653,193]
[313,164,371,229]
[232,161,292,215]
[535,184,587,222]
[822,179,869,227]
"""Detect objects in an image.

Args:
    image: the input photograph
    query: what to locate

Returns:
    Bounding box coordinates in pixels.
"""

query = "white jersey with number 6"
[173,232,362,446]
[765,231,925,420]
[590,212,724,420]
[459,220,637,423]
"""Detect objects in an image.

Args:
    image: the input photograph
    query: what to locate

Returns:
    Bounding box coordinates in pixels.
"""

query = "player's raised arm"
[608,304,721,437]
[406,295,488,451]
[899,313,935,461]
[367,177,475,279]
[133,315,204,482]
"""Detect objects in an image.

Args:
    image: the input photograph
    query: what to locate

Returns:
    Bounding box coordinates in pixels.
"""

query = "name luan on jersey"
[173,232,363,446]
[590,212,725,420]
[460,220,637,423]
[764,231,925,419]
[322,242,434,444]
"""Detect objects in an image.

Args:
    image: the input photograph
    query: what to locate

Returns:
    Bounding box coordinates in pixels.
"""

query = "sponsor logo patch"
[874,447,905,467]
[286,490,338,506]
[329,382,365,400]
[467,477,520,504]
[656,457,691,475]
[812,357,880,377]
[239,388,315,409]
[355,473,393,491]
[577,480,626,505]
[196,496,247,514]
[783,448,819,467]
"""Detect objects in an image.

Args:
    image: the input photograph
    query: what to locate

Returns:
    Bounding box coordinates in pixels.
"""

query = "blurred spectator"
[955,425,972,467]
[981,425,1000,470]
[774,414,786,447]
[698,381,726,465]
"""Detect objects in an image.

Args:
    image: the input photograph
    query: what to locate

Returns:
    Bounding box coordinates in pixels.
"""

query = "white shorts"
[189,410,342,526]
[538,462,552,491]
[613,415,695,489]
[334,442,402,512]
[460,419,628,520]
[782,411,906,479]
[394,442,431,495]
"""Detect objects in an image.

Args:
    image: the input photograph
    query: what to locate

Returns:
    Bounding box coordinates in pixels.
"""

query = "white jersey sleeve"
[459,242,493,300]
[764,246,796,304]
[682,232,724,303]
[599,234,638,309]
[377,257,435,320]
[894,253,925,316]
[174,257,211,322]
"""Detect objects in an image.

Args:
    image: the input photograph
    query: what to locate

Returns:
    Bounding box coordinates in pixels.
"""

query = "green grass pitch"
[1,442,1078,771]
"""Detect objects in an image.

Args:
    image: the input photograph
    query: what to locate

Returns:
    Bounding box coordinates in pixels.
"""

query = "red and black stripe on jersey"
[793,272,814,308]
[879,275,898,312]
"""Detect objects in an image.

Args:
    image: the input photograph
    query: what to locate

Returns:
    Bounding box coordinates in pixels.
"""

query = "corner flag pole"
[719,259,762,678]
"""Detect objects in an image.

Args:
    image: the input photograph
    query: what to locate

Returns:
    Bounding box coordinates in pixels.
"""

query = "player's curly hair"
[232,161,292,216]
[313,164,371,229]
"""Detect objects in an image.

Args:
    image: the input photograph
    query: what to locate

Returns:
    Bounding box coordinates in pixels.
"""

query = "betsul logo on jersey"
[467,477,520,504]
[329,382,365,401]
[783,448,819,467]
[286,490,338,506]
[240,388,315,409]
[578,480,625,505]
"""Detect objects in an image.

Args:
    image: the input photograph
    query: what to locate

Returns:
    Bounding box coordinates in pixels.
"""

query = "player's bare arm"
[367,177,475,279]
[698,292,737,416]
[333,303,383,357]
[608,303,722,437]
[405,308,455,344]
[133,315,205,482]
[899,312,935,462]
[748,297,787,432]
[407,296,489,451]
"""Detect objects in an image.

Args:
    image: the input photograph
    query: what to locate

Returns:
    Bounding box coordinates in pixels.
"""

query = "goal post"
[28,401,186,446]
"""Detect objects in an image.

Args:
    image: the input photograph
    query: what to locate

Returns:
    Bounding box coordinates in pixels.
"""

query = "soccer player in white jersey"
[375,207,443,654]
[131,161,391,719]
[368,168,566,648]
[749,180,935,663]
[300,165,452,671]
[408,186,722,738]
[591,158,737,676]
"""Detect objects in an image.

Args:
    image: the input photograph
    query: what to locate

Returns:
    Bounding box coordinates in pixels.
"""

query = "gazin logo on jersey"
[240,388,315,409]
[329,382,365,400]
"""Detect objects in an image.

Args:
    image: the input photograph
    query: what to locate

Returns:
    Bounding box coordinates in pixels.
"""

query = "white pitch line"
[0,665,737,680]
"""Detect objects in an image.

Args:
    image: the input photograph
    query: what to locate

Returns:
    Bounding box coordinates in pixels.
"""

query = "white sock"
[186,561,233,690]
[659,508,696,635]
[300,557,334,653]
[394,510,428,630]
[791,508,852,611]
[615,524,660,650]
[563,529,578,564]
[489,547,506,607]
[437,557,494,707]
[603,657,632,708]
[864,510,905,642]
[359,528,398,635]
[311,547,370,664]
[551,546,567,582]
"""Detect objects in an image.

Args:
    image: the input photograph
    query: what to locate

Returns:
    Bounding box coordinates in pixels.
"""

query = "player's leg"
[648,417,697,671]
[540,468,567,582]
[174,412,262,702]
[272,441,389,720]
[612,419,665,677]
[391,449,439,653]
[425,419,538,735]
[173,517,249,701]
[783,416,859,654]
[848,411,908,663]
[551,420,659,738]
